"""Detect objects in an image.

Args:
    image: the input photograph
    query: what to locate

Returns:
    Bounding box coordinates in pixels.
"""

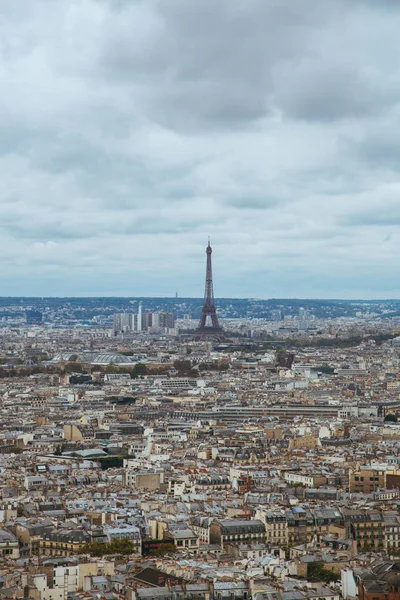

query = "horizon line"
[0,295,400,302]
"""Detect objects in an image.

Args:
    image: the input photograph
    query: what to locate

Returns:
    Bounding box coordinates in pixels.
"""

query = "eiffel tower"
[194,239,225,341]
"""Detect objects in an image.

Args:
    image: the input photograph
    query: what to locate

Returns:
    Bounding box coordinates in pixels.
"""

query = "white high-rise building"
[298,307,309,331]
[137,302,143,332]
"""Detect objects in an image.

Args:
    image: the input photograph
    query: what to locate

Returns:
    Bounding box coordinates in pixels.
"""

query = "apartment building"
[209,519,266,550]
[344,510,385,551]
[255,509,288,546]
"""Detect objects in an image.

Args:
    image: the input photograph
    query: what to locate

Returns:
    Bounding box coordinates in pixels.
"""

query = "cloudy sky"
[1,0,400,298]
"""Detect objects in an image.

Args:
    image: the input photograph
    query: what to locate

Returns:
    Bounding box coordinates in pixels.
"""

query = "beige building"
[0,530,19,559]
[343,510,385,551]
[347,465,400,493]
[255,509,288,546]
[288,435,319,451]
[210,519,266,550]
[164,528,199,553]
[123,469,163,491]
[284,471,326,488]
[63,423,94,442]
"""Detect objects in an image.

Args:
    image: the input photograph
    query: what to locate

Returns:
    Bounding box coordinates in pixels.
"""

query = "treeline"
[307,562,340,583]
[173,359,229,376]
[98,456,124,470]
[0,361,162,380]
[81,538,135,556]
[276,331,400,349]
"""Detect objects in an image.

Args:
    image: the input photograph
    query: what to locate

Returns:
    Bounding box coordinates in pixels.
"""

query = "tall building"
[140,311,152,331]
[113,306,175,334]
[194,239,224,341]
[137,302,143,332]
[151,312,175,329]
[298,307,309,331]
[113,313,134,334]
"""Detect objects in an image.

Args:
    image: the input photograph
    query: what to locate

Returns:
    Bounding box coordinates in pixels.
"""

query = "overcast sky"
[1,0,400,298]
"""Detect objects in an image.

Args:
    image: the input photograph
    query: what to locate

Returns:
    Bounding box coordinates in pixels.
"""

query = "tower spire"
[194,240,224,341]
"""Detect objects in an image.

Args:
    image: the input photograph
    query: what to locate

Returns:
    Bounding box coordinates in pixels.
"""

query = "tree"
[307,562,340,583]
[173,360,192,375]
[98,456,124,470]
[385,413,398,422]
[105,395,136,405]
[198,362,218,371]
[315,365,335,374]
[64,362,84,373]
[81,538,135,557]
[105,396,120,403]
[387,546,400,557]
[54,443,67,456]
[149,543,175,557]
[130,363,147,379]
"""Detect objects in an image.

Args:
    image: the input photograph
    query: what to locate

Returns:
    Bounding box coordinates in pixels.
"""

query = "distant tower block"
[194,239,225,341]
[137,301,143,332]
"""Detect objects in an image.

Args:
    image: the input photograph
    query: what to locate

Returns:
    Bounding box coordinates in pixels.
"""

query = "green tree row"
[307,562,340,583]
[81,537,135,556]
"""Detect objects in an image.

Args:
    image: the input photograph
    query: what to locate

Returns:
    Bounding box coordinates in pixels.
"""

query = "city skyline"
[2,1,400,590]
[1,1,400,298]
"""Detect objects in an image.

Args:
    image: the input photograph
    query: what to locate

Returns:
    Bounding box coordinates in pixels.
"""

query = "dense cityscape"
[2,1,400,600]
[0,241,400,600]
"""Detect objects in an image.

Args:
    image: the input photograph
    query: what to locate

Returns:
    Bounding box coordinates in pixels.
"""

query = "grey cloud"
[1,0,400,296]
[347,123,400,173]
[275,66,385,122]
[339,208,400,228]
[223,196,279,210]
[93,0,330,129]
[87,0,398,131]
